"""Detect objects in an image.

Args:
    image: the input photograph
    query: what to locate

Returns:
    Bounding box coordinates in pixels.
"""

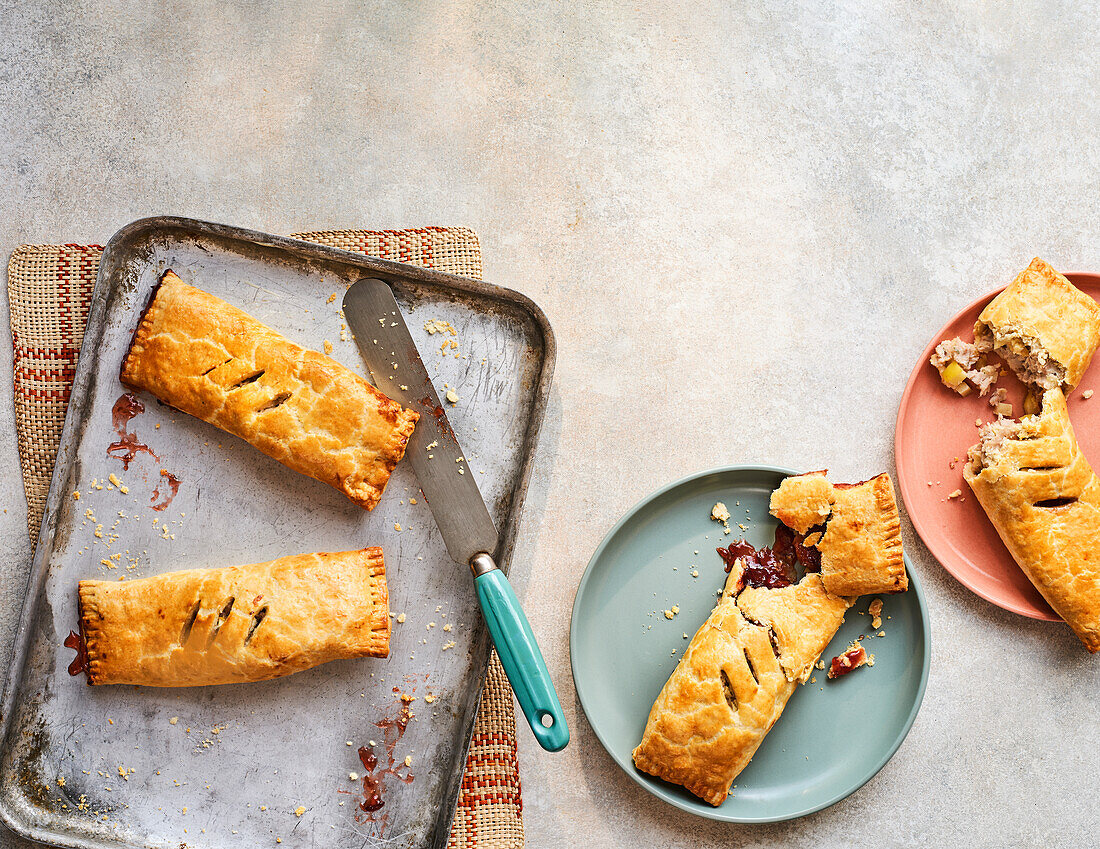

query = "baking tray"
[0,217,555,849]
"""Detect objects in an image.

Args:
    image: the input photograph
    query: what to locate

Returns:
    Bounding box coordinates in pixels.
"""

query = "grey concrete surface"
[2,1,1100,847]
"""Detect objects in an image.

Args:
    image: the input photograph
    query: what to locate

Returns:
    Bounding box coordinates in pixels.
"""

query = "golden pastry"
[769,471,908,596]
[930,259,1100,396]
[121,270,418,510]
[965,388,1100,651]
[77,548,390,686]
[632,561,849,806]
[633,471,910,805]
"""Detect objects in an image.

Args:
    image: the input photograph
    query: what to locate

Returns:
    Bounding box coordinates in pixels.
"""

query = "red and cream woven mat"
[6,228,523,849]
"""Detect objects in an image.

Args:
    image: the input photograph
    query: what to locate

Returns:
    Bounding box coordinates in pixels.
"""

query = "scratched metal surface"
[0,218,554,849]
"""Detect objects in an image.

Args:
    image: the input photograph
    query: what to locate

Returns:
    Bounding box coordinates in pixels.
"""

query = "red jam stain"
[828,646,867,679]
[716,524,822,590]
[64,630,89,677]
[107,392,158,470]
[150,469,181,511]
[773,524,823,573]
[355,692,416,825]
[717,536,795,589]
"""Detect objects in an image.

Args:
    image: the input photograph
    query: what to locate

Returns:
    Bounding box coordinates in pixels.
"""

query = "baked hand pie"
[768,471,908,596]
[974,258,1100,392]
[965,389,1100,651]
[121,270,418,510]
[76,548,390,686]
[633,471,910,805]
[631,558,850,806]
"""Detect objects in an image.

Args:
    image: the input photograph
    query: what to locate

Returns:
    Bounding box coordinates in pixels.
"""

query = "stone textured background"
[2,2,1099,846]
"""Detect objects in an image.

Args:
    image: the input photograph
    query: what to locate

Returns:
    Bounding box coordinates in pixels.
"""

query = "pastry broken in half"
[931,258,1100,397]
[632,556,849,806]
[768,471,908,596]
[632,471,908,806]
[964,389,1100,651]
[121,270,418,510]
[76,548,390,686]
[973,258,1100,392]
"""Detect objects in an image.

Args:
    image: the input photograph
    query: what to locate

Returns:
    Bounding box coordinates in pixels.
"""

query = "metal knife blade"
[343,278,498,565]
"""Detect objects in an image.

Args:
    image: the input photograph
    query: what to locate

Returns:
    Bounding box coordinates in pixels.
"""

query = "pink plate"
[895,272,1100,621]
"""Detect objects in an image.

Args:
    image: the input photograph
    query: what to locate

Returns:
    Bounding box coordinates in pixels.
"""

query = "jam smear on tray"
[150,469,181,511]
[107,392,158,470]
[717,523,823,590]
[64,629,89,677]
[355,692,416,823]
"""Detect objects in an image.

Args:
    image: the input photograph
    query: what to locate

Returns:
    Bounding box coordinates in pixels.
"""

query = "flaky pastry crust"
[78,548,390,686]
[120,270,418,510]
[769,472,908,596]
[974,257,1100,391]
[965,389,1100,651]
[631,564,849,806]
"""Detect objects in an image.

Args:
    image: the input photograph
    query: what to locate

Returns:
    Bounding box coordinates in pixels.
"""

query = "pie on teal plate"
[569,465,930,823]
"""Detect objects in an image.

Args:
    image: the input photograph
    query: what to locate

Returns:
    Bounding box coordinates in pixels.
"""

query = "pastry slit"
[1034,497,1079,508]
[202,358,233,376]
[742,647,759,684]
[209,597,235,643]
[229,369,265,389]
[179,599,201,645]
[719,669,737,711]
[257,392,292,413]
[245,605,268,644]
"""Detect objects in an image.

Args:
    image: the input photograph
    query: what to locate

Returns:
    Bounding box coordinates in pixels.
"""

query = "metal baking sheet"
[0,217,555,849]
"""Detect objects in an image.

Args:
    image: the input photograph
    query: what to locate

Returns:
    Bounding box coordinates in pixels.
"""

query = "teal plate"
[570,465,930,823]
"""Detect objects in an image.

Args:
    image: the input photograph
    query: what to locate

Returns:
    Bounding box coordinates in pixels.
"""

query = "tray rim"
[0,216,557,849]
[569,463,931,823]
[893,270,1099,621]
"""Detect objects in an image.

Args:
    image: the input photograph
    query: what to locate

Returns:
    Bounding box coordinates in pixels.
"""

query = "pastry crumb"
[424,694,435,703]
[947,489,962,499]
[423,318,456,336]
[869,598,884,629]
[404,756,412,767]
[396,613,406,624]
[295,806,306,817]
[394,523,402,532]
[445,389,459,404]
[348,772,358,781]
[72,491,80,500]
[323,340,333,354]
[442,640,456,651]
[1084,389,1094,400]
[409,497,417,505]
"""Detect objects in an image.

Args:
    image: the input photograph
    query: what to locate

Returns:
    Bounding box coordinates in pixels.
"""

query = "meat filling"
[974,323,1066,391]
[930,337,999,396]
[966,416,1023,473]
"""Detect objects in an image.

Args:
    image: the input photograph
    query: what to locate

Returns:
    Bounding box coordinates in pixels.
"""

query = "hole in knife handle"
[179,600,201,645]
[230,370,265,389]
[209,597,235,643]
[245,606,269,644]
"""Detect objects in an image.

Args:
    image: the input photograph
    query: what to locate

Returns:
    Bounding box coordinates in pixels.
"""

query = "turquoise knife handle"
[472,556,569,751]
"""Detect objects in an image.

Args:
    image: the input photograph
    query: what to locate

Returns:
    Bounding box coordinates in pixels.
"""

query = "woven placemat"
[6,228,523,849]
